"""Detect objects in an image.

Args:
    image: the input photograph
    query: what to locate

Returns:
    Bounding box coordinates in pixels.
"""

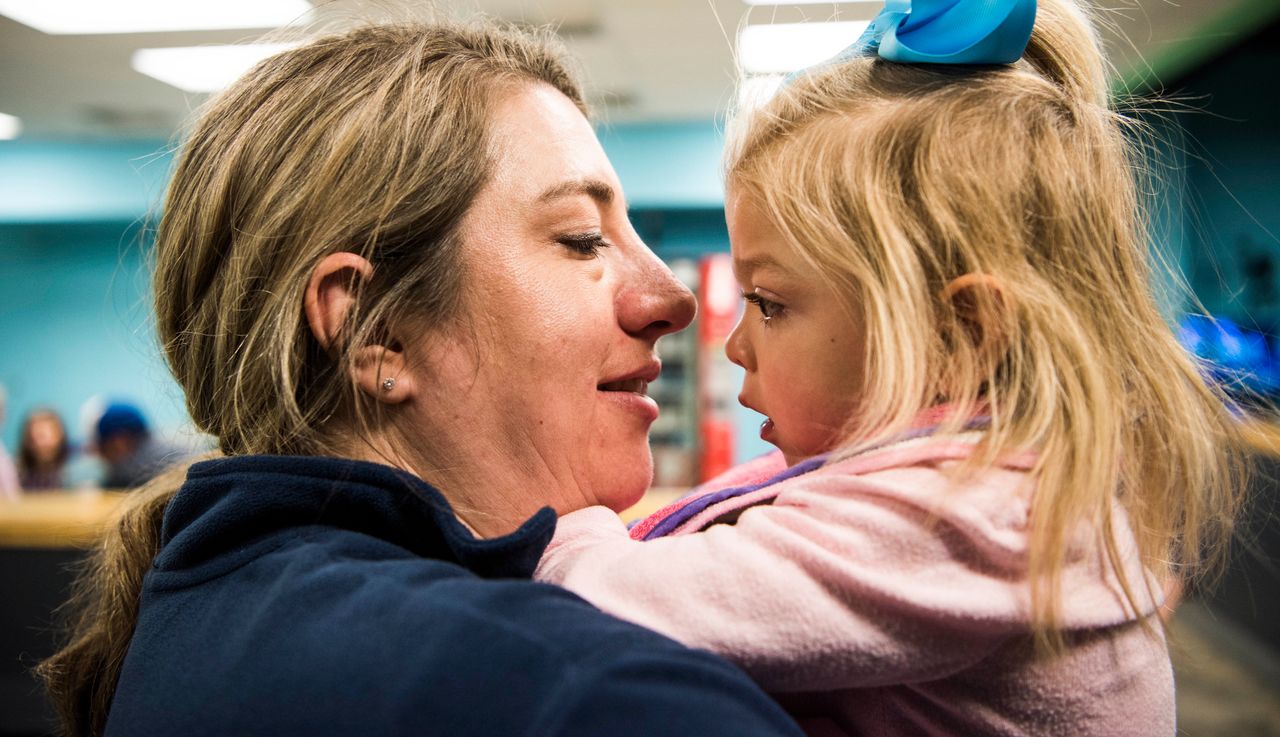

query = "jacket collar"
[156,454,556,579]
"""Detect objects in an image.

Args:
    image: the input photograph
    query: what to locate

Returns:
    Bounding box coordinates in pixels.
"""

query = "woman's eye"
[743,292,784,324]
[557,232,613,257]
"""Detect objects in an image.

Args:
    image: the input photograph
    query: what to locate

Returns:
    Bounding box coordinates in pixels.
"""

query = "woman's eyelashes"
[743,291,785,324]
[556,231,613,257]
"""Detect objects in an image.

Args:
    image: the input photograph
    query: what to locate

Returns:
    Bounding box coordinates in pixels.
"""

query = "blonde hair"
[726,0,1245,650]
[39,21,586,737]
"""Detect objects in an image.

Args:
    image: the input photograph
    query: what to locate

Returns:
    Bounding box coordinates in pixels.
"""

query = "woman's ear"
[305,252,372,352]
[304,252,412,405]
[941,273,1014,363]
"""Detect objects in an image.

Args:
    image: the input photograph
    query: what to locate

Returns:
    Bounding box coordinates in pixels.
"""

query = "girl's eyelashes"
[743,291,785,324]
[556,232,613,257]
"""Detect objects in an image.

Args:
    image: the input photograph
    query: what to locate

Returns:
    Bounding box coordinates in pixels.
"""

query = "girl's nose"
[617,249,697,343]
[725,315,752,371]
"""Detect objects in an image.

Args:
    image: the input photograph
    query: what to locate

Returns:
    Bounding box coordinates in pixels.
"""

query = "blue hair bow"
[835,0,1037,66]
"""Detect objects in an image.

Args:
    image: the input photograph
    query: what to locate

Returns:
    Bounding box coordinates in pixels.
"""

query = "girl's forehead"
[728,201,803,281]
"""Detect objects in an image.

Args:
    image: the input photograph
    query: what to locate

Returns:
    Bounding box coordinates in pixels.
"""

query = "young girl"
[536,0,1245,734]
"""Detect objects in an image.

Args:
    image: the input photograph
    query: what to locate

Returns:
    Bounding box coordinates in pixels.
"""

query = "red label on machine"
[697,254,739,482]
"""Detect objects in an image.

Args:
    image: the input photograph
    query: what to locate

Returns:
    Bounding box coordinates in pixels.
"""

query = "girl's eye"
[557,232,613,257]
[743,291,784,324]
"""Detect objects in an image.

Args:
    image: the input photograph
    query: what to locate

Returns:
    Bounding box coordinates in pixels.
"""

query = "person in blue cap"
[94,402,186,490]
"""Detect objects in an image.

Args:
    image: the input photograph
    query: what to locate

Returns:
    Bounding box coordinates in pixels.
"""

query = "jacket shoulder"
[122,527,801,737]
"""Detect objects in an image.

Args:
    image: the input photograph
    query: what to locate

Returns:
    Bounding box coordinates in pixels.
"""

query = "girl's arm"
[538,464,1036,692]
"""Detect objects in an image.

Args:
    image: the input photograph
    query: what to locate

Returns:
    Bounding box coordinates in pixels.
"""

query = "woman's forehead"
[485,84,618,205]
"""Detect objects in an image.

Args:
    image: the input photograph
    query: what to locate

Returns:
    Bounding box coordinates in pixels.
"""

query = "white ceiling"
[0,0,1261,139]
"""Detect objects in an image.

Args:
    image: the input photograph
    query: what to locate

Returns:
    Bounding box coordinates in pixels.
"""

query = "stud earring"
[381,377,396,392]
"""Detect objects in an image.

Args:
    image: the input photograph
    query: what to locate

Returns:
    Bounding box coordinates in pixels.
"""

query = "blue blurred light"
[1177,314,1277,394]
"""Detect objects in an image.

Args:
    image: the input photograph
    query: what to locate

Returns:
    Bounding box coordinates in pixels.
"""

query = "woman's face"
[400,84,696,535]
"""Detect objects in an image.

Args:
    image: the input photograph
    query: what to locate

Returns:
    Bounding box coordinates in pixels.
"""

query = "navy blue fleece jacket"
[104,455,803,737]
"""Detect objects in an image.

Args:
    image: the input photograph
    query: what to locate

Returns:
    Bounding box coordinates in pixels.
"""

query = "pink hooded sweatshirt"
[536,431,1174,736]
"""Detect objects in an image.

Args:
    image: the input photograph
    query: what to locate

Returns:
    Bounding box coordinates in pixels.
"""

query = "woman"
[39,22,803,737]
[18,408,70,490]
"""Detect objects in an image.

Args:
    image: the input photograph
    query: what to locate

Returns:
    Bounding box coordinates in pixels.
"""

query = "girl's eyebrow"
[733,254,793,280]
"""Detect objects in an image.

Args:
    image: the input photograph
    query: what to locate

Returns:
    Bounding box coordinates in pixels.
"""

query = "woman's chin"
[591,454,653,513]
[601,488,647,514]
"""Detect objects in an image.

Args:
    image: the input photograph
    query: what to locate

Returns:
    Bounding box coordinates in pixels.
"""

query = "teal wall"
[0,221,186,450]
[597,122,727,210]
[0,140,174,224]
[0,138,178,451]
[0,122,728,223]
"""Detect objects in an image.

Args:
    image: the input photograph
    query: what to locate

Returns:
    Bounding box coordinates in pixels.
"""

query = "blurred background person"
[94,401,187,490]
[17,408,70,491]
[0,385,20,499]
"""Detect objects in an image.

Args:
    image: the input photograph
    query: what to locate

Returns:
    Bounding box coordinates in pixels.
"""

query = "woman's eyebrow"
[537,178,618,208]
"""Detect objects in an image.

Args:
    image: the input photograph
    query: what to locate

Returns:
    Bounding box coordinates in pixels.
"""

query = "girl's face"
[725,192,866,466]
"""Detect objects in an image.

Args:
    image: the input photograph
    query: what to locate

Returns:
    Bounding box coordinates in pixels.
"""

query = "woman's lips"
[598,378,648,393]
[598,359,662,424]
[597,387,660,424]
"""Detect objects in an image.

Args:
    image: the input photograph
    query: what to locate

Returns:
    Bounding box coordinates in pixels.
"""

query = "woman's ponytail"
[36,460,202,737]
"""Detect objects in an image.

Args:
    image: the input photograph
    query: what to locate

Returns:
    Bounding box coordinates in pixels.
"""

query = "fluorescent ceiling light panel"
[132,44,295,93]
[0,0,311,35]
[0,112,21,140]
[739,21,869,74]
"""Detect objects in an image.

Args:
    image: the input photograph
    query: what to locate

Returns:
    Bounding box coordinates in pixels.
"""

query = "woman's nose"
[617,249,697,343]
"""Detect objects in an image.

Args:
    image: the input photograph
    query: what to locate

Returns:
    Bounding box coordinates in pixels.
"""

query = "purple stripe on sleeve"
[640,454,829,541]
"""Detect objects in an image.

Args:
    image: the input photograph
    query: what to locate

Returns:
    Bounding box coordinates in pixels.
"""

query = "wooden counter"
[0,492,126,548]
[0,488,687,550]
[622,488,684,523]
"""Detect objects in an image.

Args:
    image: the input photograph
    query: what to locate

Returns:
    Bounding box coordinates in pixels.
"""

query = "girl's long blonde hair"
[38,21,586,737]
[726,0,1245,650]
